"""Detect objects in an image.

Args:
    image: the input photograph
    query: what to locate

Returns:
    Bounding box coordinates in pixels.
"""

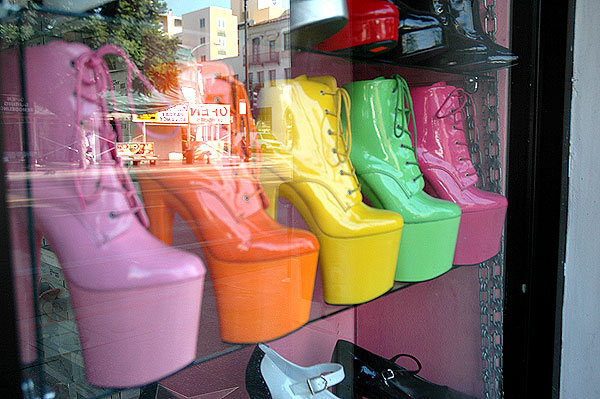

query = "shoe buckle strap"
[307,375,328,395]
[289,363,344,397]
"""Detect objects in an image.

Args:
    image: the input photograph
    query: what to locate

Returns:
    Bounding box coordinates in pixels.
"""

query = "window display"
[0,0,518,398]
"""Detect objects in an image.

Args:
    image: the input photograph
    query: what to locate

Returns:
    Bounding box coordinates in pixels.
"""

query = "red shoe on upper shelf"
[314,0,399,57]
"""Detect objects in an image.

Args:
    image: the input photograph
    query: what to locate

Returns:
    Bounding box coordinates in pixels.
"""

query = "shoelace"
[71,44,164,225]
[393,75,423,183]
[434,87,478,178]
[322,87,361,197]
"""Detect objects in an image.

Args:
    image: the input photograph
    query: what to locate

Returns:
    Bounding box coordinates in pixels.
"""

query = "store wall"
[560,0,600,397]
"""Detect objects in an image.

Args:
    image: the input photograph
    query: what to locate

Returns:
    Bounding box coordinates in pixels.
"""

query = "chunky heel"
[138,163,320,344]
[281,183,402,305]
[257,76,405,305]
[139,178,175,245]
[344,76,461,283]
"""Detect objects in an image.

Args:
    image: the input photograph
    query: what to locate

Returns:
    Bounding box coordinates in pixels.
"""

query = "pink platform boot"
[4,41,206,388]
[409,82,507,265]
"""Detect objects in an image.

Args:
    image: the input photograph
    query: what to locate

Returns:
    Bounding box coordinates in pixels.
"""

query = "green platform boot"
[344,75,461,282]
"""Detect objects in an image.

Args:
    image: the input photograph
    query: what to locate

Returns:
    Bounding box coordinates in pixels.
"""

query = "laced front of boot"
[392,75,424,186]
[69,44,173,227]
[434,86,478,182]
[321,86,362,198]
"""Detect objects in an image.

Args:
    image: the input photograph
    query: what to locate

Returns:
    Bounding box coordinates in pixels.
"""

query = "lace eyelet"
[455,140,459,145]
[109,211,117,219]
[70,60,76,68]
[332,148,337,154]
[324,109,329,115]
[243,195,249,202]
[339,170,344,175]
[320,90,324,96]
[328,129,334,135]
[405,161,409,165]
[459,157,463,161]
[347,190,353,196]
[396,124,401,129]
[465,173,469,177]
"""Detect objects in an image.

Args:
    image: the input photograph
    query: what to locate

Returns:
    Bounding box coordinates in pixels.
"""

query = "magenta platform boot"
[4,41,206,388]
[409,82,507,265]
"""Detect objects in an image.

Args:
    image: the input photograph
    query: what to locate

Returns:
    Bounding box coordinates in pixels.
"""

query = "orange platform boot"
[137,161,319,344]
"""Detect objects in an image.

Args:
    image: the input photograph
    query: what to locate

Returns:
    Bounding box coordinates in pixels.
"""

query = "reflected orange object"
[138,162,319,343]
[201,68,256,161]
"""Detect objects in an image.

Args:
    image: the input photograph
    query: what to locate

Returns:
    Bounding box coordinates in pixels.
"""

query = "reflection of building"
[182,7,239,62]
[231,0,286,23]
[158,11,183,37]
[220,11,290,95]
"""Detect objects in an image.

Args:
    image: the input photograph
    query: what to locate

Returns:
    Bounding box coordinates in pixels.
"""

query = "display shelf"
[291,46,508,78]
[31,249,476,399]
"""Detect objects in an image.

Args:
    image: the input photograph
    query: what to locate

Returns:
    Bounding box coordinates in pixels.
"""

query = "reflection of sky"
[166,0,290,16]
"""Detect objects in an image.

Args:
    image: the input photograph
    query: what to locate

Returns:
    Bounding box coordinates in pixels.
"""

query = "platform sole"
[280,183,402,305]
[69,277,204,388]
[454,206,507,265]
[140,177,319,343]
[207,250,318,343]
[395,216,460,282]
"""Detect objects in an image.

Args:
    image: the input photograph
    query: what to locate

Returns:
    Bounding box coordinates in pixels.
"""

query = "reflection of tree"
[0,0,181,95]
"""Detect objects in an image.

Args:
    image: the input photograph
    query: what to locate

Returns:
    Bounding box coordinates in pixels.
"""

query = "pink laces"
[71,44,165,226]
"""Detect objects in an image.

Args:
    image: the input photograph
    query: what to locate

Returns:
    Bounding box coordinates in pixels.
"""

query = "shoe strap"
[289,363,345,397]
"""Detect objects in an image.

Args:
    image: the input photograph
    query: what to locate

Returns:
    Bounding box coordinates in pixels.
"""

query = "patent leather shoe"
[246,344,345,398]
[382,0,447,61]
[331,340,478,399]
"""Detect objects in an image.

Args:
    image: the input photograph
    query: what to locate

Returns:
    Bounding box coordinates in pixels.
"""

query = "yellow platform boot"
[257,75,404,305]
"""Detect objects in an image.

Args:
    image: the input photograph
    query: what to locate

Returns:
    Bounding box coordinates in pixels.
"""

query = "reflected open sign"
[189,104,230,125]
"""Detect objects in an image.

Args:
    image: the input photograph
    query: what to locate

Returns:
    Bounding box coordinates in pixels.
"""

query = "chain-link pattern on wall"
[463,1,506,398]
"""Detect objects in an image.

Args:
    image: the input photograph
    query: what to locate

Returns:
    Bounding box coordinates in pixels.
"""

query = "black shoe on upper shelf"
[381,0,489,71]
[402,0,518,72]
[331,340,479,399]
[381,0,447,61]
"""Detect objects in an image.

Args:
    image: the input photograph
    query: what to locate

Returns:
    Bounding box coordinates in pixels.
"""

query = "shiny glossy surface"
[138,161,320,343]
[258,75,404,238]
[201,71,256,160]
[6,41,207,388]
[383,0,447,60]
[443,0,518,61]
[345,76,460,224]
[257,75,404,304]
[410,81,508,264]
[314,0,399,55]
[410,82,506,212]
[290,0,349,48]
[344,76,460,281]
[332,340,478,399]
[139,162,318,262]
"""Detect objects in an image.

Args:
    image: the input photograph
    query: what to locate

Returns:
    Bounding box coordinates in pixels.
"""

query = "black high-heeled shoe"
[403,0,517,72]
[331,340,478,399]
[382,0,447,61]
[442,0,517,65]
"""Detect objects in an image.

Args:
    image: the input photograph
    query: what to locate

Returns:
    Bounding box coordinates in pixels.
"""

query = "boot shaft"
[257,75,362,210]
[410,82,478,189]
[344,76,424,197]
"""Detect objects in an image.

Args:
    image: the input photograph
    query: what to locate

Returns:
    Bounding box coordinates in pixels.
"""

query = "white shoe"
[246,344,345,398]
